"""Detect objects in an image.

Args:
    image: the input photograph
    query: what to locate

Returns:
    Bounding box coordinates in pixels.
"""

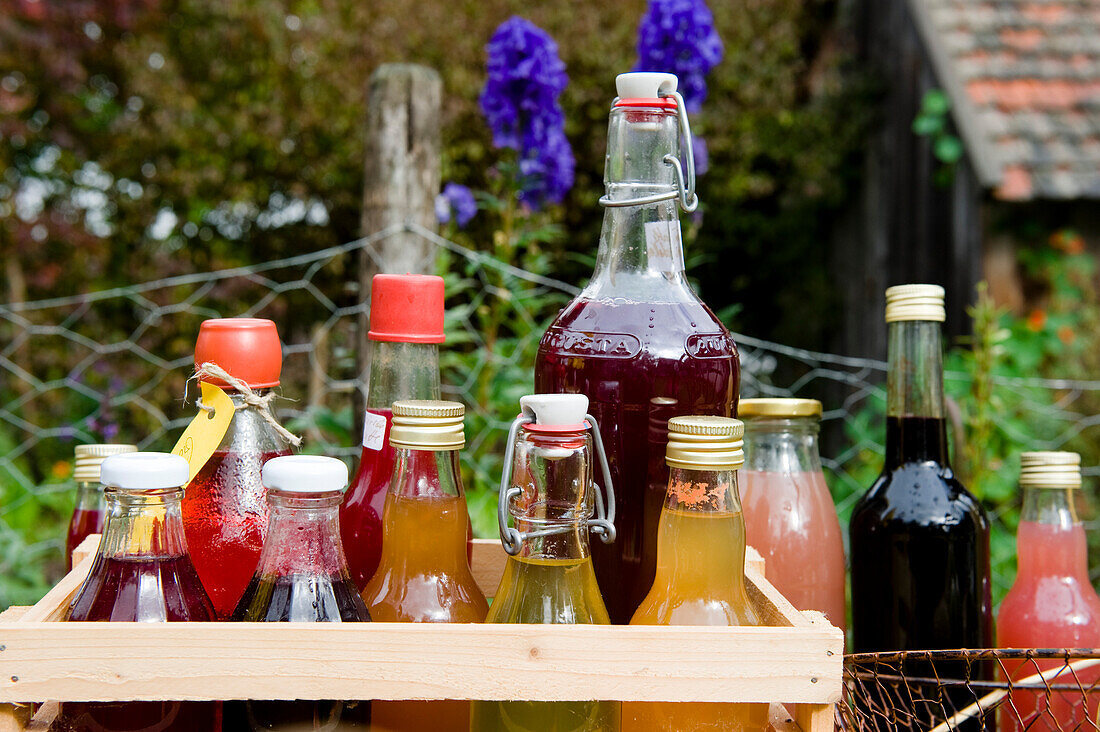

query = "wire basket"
[840,649,1100,731]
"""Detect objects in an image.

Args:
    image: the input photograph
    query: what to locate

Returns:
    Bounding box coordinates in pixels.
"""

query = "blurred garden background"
[2,0,1100,619]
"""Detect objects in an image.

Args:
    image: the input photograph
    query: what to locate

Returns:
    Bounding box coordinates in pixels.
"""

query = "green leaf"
[934,135,964,164]
[921,89,951,115]
[911,114,943,137]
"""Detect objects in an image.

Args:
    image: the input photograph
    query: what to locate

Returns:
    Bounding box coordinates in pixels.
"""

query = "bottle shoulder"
[853,462,988,530]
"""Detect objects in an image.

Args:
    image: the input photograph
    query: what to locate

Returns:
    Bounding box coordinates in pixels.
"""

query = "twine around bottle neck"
[190,361,302,447]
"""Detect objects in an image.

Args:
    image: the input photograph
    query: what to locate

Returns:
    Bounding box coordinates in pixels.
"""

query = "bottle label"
[644,220,683,271]
[362,410,387,450]
[171,382,236,484]
[542,329,642,359]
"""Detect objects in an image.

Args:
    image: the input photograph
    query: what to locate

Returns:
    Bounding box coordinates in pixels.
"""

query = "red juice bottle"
[534,72,738,623]
[998,452,1100,730]
[340,274,447,590]
[60,452,219,732]
[67,443,137,570]
[182,318,293,619]
[232,455,370,730]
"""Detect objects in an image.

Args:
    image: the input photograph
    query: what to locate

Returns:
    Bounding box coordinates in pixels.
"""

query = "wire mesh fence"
[841,649,1100,730]
[3,222,1100,606]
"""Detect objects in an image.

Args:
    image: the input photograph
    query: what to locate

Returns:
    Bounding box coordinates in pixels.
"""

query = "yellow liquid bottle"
[625,416,769,732]
[471,394,620,732]
[363,401,489,732]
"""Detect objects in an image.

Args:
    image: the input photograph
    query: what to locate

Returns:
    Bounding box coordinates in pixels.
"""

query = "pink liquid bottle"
[232,455,370,731]
[340,274,450,590]
[182,318,294,619]
[534,72,738,623]
[67,443,137,571]
[739,398,846,632]
[998,451,1100,730]
[60,452,219,732]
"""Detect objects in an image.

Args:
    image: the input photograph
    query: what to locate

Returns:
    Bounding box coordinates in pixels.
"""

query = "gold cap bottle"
[665,416,744,471]
[388,400,465,450]
[73,443,139,483]
[1019,451,1081,489]
[885,284,946,323]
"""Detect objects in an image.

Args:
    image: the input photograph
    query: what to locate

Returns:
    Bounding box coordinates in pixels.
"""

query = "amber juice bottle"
[626,416,767,731]
[363,400,488,732]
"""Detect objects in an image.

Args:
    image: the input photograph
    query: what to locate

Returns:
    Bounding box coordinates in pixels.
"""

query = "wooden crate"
[0,535,842,731]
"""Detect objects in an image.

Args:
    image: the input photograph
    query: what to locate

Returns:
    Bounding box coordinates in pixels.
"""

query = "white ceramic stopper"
[262,455,349,493]
[616,72,678,99]
[520,394,590,427]
[100,452,189,490]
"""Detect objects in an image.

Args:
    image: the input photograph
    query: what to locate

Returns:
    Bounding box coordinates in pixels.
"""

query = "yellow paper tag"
[171,382,236,484]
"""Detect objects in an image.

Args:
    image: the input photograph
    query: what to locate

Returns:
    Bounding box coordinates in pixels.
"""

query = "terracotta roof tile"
[916,0,1100,198]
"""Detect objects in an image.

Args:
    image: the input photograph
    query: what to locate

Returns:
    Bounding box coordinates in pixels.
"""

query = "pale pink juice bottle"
[998,451,1100,730]
[739,398,846,632]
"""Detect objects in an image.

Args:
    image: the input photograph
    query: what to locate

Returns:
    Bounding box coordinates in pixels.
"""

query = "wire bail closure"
[598,90,698,214]
[496,413,617,556]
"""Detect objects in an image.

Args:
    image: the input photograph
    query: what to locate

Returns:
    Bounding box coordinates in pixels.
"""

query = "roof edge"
[905,0,1004,189]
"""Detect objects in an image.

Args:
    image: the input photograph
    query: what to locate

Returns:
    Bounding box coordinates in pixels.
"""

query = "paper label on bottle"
[170,382,236,485]
[645,219,682,271]
[361,410,387,450]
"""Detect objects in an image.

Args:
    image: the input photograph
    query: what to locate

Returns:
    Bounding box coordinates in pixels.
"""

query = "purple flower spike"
[480,16,575,208]
[634,0,724,114]
[436,183,478,228]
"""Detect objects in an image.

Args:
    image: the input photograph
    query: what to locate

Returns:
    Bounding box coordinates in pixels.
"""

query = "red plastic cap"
[194,318,283,389]
[368,274,445,344]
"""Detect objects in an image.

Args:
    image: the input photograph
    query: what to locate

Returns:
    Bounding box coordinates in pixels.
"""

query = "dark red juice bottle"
[534,72,738,623]
[340,274,451,590]
[850,285,993,728]
[66,444,137,570]
[232,455,370,731]
[182,318,294,619]
[60,451,219,732]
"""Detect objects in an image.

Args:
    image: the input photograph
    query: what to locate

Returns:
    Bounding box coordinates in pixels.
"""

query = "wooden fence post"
[355,63,442,427]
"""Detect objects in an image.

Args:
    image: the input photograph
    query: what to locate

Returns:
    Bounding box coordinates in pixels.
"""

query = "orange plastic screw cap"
[367,274,445,344]
[194,318,283,389]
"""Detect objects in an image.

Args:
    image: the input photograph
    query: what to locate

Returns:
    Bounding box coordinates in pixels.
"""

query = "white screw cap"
[100,452,189,490]
[520,394,589,427]
[616,72,678,100]
[262,455,349,493]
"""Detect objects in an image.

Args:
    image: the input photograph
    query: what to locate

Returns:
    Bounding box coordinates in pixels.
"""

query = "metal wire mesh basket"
[840,649,1100,731]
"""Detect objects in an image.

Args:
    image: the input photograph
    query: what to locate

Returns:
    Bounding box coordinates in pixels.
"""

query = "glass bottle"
[470,394,619,732]
[182,317,294,620]
[625,416,767,730]
[67,443,137,570]
[232,455,370,732]
[341,274,447,590]
[535,71,738,624]
[739,398,846,631]
[849,285,992,727]
[998,452,1100,730]
[364,400,488,732]
[60,452,219,732]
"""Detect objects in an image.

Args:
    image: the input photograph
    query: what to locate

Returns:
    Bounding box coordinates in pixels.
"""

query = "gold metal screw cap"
[389,400,465,450]
[665,416,744,470]
[1020,451,1081,489]
[885,284,946,323]
[73,443,139,483]
[739,398,822,418]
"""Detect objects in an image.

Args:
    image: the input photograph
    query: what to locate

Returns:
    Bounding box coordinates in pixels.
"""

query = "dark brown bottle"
[850,285,993,728]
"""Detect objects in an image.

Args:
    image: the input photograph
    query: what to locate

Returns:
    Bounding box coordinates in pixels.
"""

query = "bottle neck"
[255,490,349,577]
[1017,487,1088,579]
[101,488,189,558]
[75,480,102,511]
[656,466,749,593]
[511,430,594,562]
[367,340,441,408]
[218,388,293,454]
[885,320,948,466]
[743,418,823,474]
[383,448,467,565]
[588,105,692,299]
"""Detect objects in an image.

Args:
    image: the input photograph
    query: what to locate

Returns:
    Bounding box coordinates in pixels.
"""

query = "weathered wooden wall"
[833,0,984,359]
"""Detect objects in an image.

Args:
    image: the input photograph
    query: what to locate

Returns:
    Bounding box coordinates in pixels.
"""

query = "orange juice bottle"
[626,416,768,731]
[363,400,488,732]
